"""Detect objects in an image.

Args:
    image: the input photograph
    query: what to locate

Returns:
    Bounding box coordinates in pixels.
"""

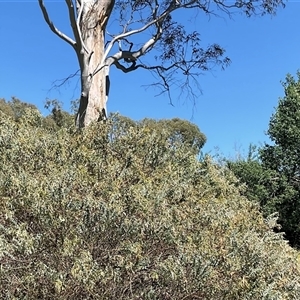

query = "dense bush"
[0,109,300,299]
[229,73,300,248]
[139,117,207,155]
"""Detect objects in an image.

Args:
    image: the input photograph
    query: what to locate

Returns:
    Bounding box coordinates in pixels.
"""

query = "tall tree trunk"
[76,0,113,128]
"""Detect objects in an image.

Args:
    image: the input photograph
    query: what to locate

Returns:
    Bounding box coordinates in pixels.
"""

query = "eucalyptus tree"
[38,0,285,127]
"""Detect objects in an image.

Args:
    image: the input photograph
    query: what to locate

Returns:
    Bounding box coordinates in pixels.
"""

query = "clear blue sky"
[0,1,300,157]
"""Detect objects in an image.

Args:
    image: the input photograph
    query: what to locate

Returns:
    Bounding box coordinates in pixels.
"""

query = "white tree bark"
[39,0,114,127]
[75,0,113,127]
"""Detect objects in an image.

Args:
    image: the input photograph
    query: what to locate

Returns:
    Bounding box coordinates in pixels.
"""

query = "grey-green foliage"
[106,114,207,156]
[140,117,207,155]
[0,97,74,131]
[0,97,38,121]
[0,109,300,299]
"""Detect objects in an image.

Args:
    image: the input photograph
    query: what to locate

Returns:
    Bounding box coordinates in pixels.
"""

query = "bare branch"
[49,70,80,92]
[93,4,164,76]
[93,19,162,77]
[101,0,180,65]
[131,22,163,59]
[101,0,210,70]
[65,0,90,54]
[38,0,76,48]
[111,38,230,103]
[113,60,139,73]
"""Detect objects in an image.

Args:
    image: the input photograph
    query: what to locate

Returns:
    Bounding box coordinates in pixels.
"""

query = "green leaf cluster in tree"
[228,72,300,248]
[1,107,300,299]
[260,72,300,248]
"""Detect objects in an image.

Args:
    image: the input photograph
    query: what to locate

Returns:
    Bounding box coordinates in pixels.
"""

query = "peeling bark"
[75,0,114,127]
[39,0,114,128]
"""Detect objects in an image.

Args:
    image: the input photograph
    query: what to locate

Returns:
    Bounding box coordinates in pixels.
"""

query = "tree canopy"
[38,0,285,126]
[228,72,300,249]
[260,72,300,248]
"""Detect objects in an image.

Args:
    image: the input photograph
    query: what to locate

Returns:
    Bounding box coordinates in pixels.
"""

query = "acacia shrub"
[140,117,207,155]
[0,109,300,299]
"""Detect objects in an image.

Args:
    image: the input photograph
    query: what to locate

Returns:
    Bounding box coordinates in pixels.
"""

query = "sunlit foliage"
[228,72,300,249]
[0,107,300,299]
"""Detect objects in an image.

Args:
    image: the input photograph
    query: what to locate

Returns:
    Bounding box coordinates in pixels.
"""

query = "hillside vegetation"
[0,106,300,299]
[228,73,300,249]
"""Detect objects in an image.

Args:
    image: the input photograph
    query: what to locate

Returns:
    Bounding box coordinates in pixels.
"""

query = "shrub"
[0,111,299,299]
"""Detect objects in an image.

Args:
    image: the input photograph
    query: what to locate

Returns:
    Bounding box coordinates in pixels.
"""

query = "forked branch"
[65,0,90,54]
[38,0,76,48]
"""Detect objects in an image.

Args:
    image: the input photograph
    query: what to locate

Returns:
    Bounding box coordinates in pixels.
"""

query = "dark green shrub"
[229,73,300,248]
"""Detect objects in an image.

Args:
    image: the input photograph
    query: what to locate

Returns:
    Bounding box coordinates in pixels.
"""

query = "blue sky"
[0,1,300,157]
